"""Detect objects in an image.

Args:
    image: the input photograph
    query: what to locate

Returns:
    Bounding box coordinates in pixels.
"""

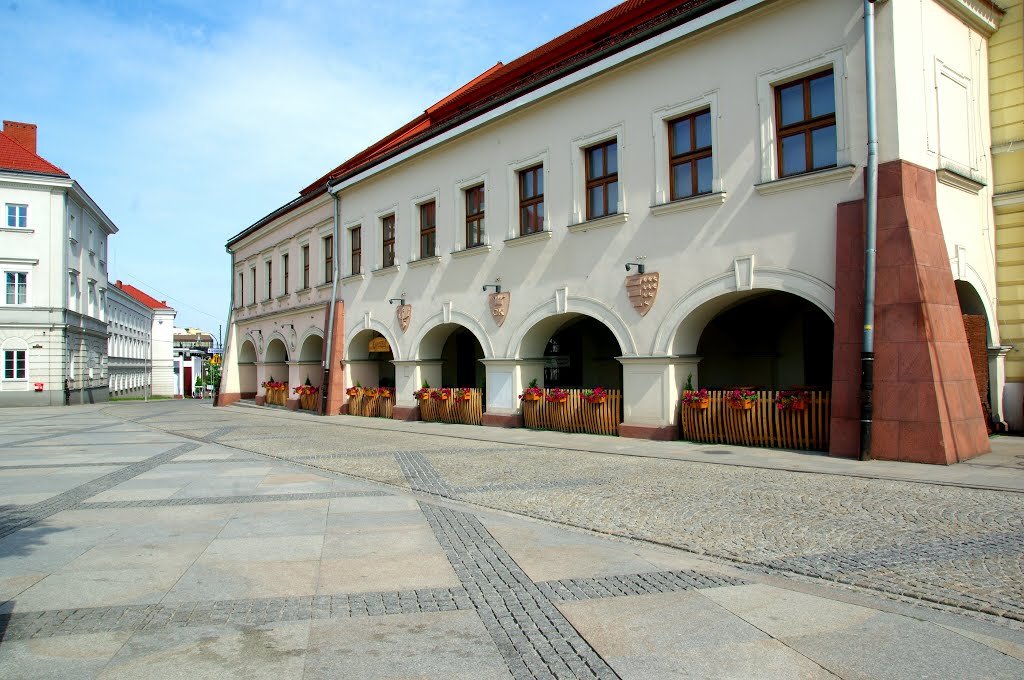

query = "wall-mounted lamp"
[388,298,406,306]
[481,284,502,294]
[624,262,646,274]
[282,323,294,330]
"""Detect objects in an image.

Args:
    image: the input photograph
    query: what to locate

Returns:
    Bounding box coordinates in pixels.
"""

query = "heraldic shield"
[396,304,412,332]
[488,292,510,327]
[625,272,659,316]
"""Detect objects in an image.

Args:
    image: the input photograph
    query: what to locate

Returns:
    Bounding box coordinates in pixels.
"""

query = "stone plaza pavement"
[0,402,1021,678]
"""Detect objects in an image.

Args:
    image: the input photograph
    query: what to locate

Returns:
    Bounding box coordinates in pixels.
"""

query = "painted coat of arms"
[625,272,659,316]
[396,304,412,333]
[488,292,510,327]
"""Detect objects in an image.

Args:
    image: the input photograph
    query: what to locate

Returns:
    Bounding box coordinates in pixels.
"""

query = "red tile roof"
[231,0,727,246]
[0,128,68,177]
[114,280,172,309]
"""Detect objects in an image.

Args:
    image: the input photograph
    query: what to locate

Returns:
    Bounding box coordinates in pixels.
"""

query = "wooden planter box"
[522,388,621,436]
[680,389,831,452]
[420,388,484,425]
[298,393,318,411]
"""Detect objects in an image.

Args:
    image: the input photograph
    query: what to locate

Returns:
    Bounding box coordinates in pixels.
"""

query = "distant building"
[0,119,117,405]
[173,328,215,397]
[107,281,176,398]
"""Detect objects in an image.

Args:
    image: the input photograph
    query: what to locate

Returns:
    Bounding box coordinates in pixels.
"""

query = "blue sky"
[3,0,618,336]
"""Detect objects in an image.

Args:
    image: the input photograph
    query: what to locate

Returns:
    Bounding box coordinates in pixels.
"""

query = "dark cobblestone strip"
[200,426,240,442]
[0,588,475,640]
[0,462,139,469]
[395,453,458,496]
[0,423,121,449]
[420,502,620,680]
[80,489,391,509]
[0,442,199,539]
[536,569,747,602]
[294,451,402,460]
[457,479,604,494]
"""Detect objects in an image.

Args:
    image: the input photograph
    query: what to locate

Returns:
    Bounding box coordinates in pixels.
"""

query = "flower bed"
[520,387,621,436]
[261,380,288,407]
[344,386,395,418]
[680,389,831,451]
[419,388,484,425]
[292,384,320,412]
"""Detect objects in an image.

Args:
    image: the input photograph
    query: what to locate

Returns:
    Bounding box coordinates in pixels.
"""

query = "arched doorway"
[264,338,289,388]
[695,291,833,390]
[238,339,258,397]
[418,323,485,389]
[956,280,993,426]
[297,334,324,387]
[519,313,623,389]
[347,329,396,388]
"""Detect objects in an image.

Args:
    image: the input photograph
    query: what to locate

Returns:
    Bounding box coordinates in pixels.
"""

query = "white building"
[220,0,1003,464]
[172,328,215,398]
[0,120,117,406]
[106,280,176,398]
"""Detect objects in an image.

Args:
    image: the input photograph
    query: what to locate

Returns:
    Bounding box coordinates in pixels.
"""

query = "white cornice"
[934,0,1004,36]
[229,192,332,255]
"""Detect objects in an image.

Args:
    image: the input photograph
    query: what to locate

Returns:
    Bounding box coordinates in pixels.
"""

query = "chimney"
[3,121,37,154]
[115,280,123,288]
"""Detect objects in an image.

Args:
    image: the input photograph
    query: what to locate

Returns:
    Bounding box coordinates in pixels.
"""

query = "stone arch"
[298,332,324,363]
[346,319,403,361]
[412,311,494,360]
[1,337,28,351]
[506,296,637,359]
[238,338,258,364]
[264,334,289,363]
[653,268,835,356]
[956,265,998,345]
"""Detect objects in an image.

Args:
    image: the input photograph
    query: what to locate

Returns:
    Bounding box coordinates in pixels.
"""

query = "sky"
[3,0,619,339]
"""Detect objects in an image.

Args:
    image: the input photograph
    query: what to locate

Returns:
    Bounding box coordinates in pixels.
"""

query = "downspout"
[216,245,236,406]
[321,187,341,415]
[860,0,878,461]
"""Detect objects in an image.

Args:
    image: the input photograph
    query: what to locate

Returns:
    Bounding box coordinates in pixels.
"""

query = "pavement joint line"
[0,423,122,449]
[215,403,1024,495]
[419,501,621,680]
[0,462,139,469]
[79,489,391,508]
[0,442,199,540]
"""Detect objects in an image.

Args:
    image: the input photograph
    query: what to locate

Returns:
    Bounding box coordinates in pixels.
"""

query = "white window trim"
[2,269,30,307]
[934,58,982,181]
[316,224,335,285]
[261,252,274,301]
[1,345,29,385]
[651,90,723,207]
[5,203,28,230]
[410,190,440,260]
[343,218,363,277]
[453,173,489,252]
[756,48,849,184]
[570,123,626,226]
[374,205,399,271]
[506,151,550,241]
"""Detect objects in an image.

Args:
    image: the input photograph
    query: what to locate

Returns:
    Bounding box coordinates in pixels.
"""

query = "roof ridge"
[0,129,68,176]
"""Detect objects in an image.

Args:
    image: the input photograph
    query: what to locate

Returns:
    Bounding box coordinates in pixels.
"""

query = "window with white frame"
[464,187,485,248]
[88,282,97,316]
[3,349,26,380]
[6,204,27,229]
[652,92,723,208]
[570,126,625,225]
[518,165,544,235]
[417,200,437,259]
[69,273,79,310]
[4,271,27,305]
[381,215,396,268]
[349,226,361,275]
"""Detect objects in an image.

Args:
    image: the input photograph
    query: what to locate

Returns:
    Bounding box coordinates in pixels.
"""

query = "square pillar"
[391,360,442,420]
[480,359,544,428]
[989,345,1012,429]
[254,363,268,406]
[286,361,301,411]
[617,356,700,440]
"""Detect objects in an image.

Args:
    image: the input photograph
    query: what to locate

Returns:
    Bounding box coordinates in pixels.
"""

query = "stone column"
[989,344,1012,429]
[322,300,346,417]
[479,359,545,428]
[617,356,700,440]
[254,362,268,406]
[286,361,301,411]
[391,360,442,421]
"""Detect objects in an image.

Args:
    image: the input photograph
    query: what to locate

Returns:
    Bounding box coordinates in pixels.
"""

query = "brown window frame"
[668,109,713,200]
[381,214,396,268]
[265,260,272,300]
[465,185,485,248]
[518,165,544,236]
[585,139,618,220]
[249,267,256,305]
[350,227,361,275]
[774,69,837,178]
[324,235,334,284]
[282,253,289,295]
[238,272,243,306]
[301,245,309,289]
[419,201,436,258]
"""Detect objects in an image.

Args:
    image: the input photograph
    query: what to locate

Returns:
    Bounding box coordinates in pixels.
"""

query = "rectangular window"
[265,260,272,299]
[775,70,836,177]
[238,272,244,306]
[250,267,256,304]
[518,165,544,236]
[5,272,27,305]
[282,254,289,294]
[585,140,618,219]
[324,235,334,283]
[6,204,27,228]
[668,109,713,200]
[419,201,436,258]
[382,214,396,268]
[3,350,26,380]
[350,227,361,275]
[465,185,485,248]
[301,245,310,289]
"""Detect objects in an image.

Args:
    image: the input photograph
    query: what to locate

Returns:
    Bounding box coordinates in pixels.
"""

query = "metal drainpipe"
[217,248,236,407]
[321,187,341,416]
[860,0,879,461]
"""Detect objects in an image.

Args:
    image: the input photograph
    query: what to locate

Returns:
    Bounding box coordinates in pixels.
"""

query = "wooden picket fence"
[418,389,484,426]
[680,390,831,451]
[264,384,288,407]
[345,389,396,418]
[521,389,622,436]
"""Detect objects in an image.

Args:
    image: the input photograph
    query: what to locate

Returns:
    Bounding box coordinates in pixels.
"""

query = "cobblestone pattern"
[536,569,747,602]
[0,462,136,469]
[80,489,390,509]
[0,442,199,539]
[0,423,118,449]
[201,426,241,442]
[0,589,476,641]
[421,502,619,680]
[395,452,457,496]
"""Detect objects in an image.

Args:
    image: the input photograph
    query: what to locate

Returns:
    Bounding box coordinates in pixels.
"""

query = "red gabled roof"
[114,281,172,310]
[0,129,68,177]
